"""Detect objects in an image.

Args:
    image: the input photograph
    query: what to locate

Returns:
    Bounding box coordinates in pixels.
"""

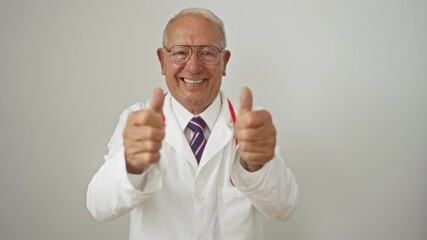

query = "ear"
[222,50,231,76]
[157,48,166,75]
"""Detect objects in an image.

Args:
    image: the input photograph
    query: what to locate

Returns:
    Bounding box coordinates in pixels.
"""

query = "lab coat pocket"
[216,187,256,238]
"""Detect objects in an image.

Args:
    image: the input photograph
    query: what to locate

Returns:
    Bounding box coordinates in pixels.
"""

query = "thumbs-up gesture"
[235,87,277,172]
[123,88,165,174]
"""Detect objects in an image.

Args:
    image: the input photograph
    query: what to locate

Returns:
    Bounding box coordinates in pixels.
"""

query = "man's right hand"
[123,88,165,174]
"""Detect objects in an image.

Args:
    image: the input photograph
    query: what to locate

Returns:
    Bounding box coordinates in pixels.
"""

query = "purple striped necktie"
[187,116,207,163]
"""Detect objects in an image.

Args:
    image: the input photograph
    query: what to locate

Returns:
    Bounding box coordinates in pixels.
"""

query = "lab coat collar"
[162,91,234,173]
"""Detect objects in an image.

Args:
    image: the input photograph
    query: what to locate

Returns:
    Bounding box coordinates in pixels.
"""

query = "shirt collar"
[171,93,222,131]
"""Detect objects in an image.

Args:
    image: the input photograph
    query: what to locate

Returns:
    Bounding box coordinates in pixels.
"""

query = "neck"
[172,93,221,116]
[184,104,209,115]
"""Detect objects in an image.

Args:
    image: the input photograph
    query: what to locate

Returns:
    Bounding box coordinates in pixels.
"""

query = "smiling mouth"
[180,78,206,85]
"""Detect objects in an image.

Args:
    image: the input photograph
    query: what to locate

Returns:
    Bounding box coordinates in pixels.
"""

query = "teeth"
[183,78,204,85]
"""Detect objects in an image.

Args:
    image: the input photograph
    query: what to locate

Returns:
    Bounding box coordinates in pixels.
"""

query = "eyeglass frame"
[163,45,225,65]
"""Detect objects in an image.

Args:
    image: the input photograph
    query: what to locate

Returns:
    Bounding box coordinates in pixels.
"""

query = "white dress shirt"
[172,93,221,144]
[87,91,299,240]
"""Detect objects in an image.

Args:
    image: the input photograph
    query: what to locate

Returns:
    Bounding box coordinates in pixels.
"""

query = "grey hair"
[162,7,227,49]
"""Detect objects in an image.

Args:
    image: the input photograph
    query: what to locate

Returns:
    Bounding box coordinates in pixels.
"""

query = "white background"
[1,0,426,239]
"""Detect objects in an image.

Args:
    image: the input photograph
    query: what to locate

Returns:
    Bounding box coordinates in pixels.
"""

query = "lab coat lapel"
[198,94,234,169]
[163,95,198,169]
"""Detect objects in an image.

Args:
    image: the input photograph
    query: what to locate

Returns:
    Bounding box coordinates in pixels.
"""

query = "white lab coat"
[87,92,299,240]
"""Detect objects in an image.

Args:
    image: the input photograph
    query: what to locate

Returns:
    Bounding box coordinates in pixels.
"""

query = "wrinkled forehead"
[165,15,223,47]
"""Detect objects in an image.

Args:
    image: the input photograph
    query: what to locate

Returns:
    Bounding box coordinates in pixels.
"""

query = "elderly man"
[87,7,298,240]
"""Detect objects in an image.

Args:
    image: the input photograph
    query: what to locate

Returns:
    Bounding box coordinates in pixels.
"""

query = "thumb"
[239,86,253,113]
[149,88,165,113]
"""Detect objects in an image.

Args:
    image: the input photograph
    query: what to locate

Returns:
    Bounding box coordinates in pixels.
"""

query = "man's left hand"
[234,87,277,172]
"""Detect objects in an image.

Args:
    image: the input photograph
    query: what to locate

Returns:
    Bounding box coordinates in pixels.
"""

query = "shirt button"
[195,196,204,204]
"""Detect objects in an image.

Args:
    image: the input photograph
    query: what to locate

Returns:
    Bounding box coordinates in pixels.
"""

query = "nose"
[185,51,204,73]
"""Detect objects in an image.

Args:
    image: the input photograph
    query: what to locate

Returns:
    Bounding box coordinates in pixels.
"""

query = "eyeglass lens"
[168,45,221,64]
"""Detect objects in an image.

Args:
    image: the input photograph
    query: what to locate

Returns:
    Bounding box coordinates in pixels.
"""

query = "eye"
[200,50,214,56]
[170,46,190,60]
[199,47,218,61]
[172,50,189,59]
[199,49,215,56]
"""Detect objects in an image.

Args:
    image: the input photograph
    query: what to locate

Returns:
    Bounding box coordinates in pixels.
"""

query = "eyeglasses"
[164,45,224,65]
